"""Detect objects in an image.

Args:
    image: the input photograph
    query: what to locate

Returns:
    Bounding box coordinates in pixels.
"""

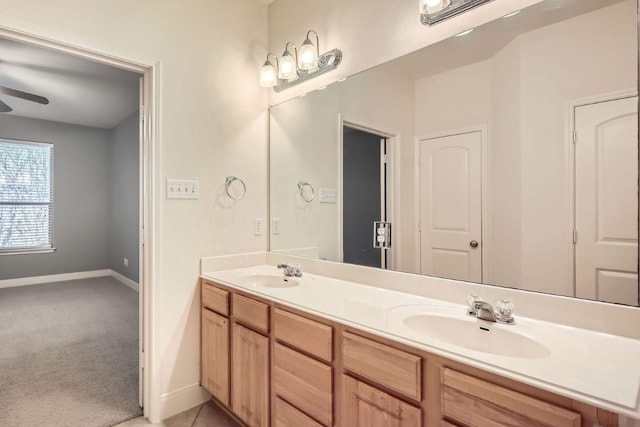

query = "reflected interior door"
[343,127,387,268]
[419,131,482,282]
[575,96,638,305]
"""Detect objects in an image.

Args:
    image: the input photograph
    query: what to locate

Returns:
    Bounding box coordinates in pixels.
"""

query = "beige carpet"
[0,277,142,427]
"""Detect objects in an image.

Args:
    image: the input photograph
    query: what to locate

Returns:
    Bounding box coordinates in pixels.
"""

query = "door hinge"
[572,129,577,144]
[139,351,145,368]
[382,153,388,164]
[573,229,578,244]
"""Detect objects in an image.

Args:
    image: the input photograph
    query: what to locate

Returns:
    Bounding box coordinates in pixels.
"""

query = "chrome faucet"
[467,295,515,324]
[277,263,302,277]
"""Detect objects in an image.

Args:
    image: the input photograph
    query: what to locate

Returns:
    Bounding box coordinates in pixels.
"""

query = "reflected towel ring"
[297,181,315,202]
[225,176,246,201]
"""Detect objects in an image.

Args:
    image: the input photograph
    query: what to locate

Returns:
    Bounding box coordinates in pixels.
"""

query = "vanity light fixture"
[259,53,279,88]
[299,30,319,70]
[279,42,298,80]
[420,0,494,26]
[259,30,342,92]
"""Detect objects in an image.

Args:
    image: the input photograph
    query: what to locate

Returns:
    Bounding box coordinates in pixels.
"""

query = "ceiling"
[0,37,141,129]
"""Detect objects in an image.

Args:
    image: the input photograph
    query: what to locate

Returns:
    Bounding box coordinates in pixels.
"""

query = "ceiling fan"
[0,85,49,113]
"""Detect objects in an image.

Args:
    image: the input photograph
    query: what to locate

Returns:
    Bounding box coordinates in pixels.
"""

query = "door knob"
[470,240,479,248]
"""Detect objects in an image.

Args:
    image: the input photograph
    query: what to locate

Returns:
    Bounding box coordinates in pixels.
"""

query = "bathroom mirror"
[269,0,639,306]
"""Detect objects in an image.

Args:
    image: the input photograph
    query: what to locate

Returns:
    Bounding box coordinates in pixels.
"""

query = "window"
[0,138,54,254]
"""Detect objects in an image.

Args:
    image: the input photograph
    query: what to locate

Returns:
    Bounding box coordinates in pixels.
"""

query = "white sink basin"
[389,306,550,359]
[236,274,299,289]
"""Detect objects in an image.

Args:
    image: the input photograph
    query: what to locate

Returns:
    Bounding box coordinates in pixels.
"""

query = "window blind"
[0,139,54,253]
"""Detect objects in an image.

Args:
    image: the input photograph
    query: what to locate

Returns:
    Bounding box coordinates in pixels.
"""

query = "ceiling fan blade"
[0,98,13,113]
[0,86,49,105]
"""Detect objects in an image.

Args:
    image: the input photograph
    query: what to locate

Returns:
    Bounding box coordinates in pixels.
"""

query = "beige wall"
[0,0,268,421]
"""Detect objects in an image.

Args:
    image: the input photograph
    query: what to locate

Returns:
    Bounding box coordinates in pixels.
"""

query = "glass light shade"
[420,0,451,14]
[298,40,318,70]
[279,53,297,79]
[259,61,277,87]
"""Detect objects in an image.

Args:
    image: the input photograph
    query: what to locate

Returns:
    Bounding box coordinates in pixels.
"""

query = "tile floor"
[115,400,240,427]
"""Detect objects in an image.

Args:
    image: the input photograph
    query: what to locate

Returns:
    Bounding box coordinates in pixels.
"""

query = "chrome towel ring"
[225,176,246,200]
[297,181,315,202]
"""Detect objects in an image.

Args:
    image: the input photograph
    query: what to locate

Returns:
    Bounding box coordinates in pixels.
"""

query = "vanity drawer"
[441,368,581,427]
[274,308,333,362]
[274,343,332,426]
[275,397,323,427]
[233,293,269,333]
[342,331,421,401]
[202,280,229,316]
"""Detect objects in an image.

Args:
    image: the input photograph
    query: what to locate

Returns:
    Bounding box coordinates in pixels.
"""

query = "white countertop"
[201,264,640,419]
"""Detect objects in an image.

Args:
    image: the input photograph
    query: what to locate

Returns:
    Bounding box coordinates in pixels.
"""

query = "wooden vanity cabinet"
[232,323,270,427]
[342,375,421,427]
[201,280,230,406]
[201,279,619,427]
[273,307,334,427]
[201,308,230,405]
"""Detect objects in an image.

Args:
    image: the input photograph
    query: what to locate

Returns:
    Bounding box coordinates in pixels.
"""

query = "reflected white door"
[419,131,482,282]
[575,96,638,305]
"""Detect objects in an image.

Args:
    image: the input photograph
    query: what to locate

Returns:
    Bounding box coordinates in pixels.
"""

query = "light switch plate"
[167,179,199,199]
[254,218,264,236]
[319,188,337,204]
[271,218,280,235]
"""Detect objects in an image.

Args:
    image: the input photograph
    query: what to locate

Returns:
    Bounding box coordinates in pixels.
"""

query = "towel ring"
[297,181,315,203]
[225,176,246,201]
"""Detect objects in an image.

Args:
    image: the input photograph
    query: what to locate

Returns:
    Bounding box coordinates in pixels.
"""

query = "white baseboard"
[158,383,210,421]
[111,270,140,292]
[0,269,112,289]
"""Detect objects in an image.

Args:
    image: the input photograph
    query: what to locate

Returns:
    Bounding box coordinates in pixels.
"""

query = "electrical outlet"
[271,218,280,235]
[319,188,337,204]
[254,218,264,236]
[124,257,129,267]
[167,179,199,199]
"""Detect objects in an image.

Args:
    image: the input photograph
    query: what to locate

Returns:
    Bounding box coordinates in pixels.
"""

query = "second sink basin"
[389,306,550,359]
[236,273,299,289]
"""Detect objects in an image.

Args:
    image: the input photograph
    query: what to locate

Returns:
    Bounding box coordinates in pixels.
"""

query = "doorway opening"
[0,22,158,424]
[340,121,396,269]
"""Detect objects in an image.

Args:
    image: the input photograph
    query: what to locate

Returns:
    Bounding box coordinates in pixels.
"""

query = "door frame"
[414,125,489,281]
[565,88,638,298]
[0,19,161,421]
[338,115,400,270]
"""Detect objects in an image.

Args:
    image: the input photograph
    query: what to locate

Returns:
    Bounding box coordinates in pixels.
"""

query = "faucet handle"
[467,294,483,309]
[496,299,515,324]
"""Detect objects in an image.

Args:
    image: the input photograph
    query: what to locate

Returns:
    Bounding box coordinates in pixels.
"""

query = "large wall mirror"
[269,0,639,306]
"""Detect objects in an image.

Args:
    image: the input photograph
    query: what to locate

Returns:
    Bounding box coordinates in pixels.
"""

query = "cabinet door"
[231,323,269,427]
[201,308,229,406]
[343,375,421,427]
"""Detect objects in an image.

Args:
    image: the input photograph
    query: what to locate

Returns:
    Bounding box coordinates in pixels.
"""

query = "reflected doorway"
[342,125,390,269]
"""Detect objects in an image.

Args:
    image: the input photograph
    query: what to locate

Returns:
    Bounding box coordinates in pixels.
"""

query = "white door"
[419,131,482,282]
[575,96,638,305]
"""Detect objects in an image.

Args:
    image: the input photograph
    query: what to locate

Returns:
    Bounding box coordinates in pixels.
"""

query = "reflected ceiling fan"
[0,85,49,113]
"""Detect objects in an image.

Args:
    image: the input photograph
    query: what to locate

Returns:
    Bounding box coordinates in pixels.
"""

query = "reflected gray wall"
[343,128,382,268]
[108,111,139,282]
[0,115,111,279]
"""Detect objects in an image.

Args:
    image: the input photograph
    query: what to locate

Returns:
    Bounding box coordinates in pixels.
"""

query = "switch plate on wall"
[254,218,264,236]
[319,188,337,204]
[271,218,280,235]
[167,179,199,199]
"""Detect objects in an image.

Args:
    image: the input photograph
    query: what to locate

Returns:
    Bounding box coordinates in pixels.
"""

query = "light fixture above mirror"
[420,0,494,25]
[259,30,342,93]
